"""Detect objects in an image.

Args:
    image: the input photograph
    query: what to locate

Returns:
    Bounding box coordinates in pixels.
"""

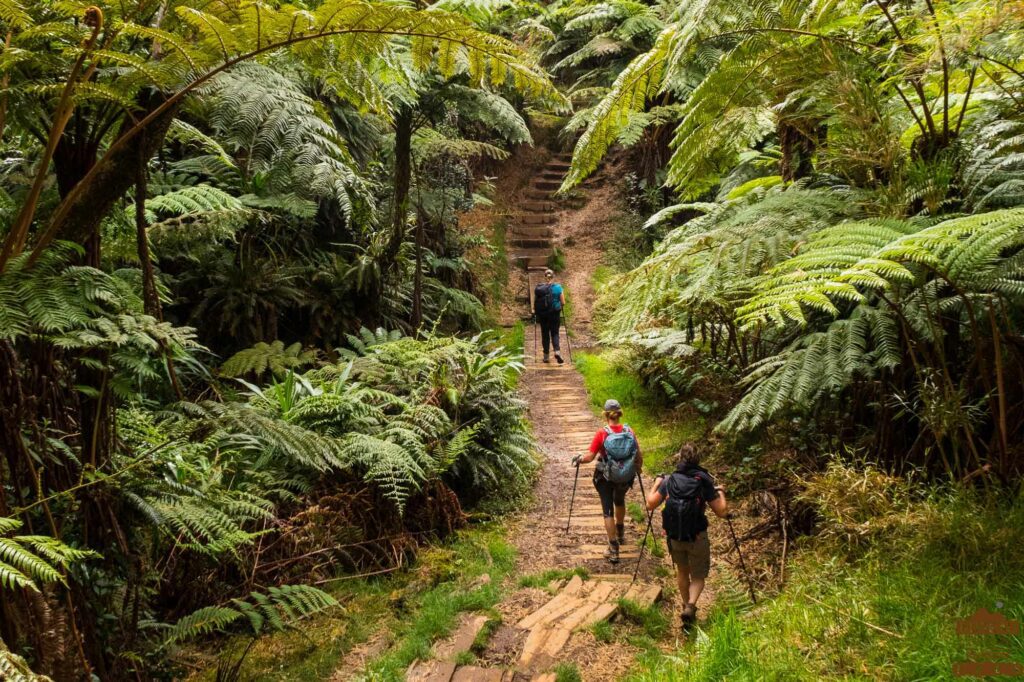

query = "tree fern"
[221,341,318,379]
[0,518,95,592]
[163,584,338,646]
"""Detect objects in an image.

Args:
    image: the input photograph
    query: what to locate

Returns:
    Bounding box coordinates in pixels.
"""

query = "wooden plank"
[406,660,456,682]
[587,581,618,604]
[433,614,489,661]
[517,627,548,665]
[621,582,662,607]
[517,593,572,630]
[451,666,504,682]
[562,574,585,596]
[536,596,582,627]
[531,675,557,682]
[580,602,619,628]
[542,626,572,657]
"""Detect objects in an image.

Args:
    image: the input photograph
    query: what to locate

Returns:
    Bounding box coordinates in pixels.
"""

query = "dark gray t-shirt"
[657,467,719,532]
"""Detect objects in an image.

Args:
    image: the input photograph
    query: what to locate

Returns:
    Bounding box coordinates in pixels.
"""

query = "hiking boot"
[542,353,550,363]
[616,523,625,544]
[605,540,620,564]
[555,353,564,364]
[681,603,698,628]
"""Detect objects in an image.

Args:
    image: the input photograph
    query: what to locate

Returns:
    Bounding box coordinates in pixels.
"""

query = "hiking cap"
[604,399,621,411]
[545,268,554,278]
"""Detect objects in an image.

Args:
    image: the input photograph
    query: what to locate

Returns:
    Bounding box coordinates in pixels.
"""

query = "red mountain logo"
[956,608,1020,636]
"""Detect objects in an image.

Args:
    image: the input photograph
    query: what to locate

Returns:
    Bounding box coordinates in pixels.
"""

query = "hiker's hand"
[715,485,725,492]
[571,455,582,467]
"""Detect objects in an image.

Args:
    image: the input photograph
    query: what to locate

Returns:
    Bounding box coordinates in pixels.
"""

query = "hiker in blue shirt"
[533,269,565,364]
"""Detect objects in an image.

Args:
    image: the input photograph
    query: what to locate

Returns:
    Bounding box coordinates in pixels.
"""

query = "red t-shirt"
[589,424,639,457]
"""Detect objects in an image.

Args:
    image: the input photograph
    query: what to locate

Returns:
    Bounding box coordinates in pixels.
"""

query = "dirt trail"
[400,154,709,682]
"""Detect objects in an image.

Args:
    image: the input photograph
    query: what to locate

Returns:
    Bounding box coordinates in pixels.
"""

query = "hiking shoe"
[616,523,625,544]
[542,354,550,363]
[681,603,698,627]
[555,353,564,364]
[605,541,620,564]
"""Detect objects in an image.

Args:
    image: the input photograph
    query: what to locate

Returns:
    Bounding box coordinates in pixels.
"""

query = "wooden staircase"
[508,153,572,301]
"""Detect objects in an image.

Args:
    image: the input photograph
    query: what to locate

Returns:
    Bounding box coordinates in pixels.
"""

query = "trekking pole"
[562,315,573,363]
[533,317,538,363]
[726,515,757,604]
[565,459,581,534]
[631,495,654,586]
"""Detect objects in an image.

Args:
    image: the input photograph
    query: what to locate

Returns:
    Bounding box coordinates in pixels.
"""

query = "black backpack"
[534,283,555,315]
[661,469,708,542]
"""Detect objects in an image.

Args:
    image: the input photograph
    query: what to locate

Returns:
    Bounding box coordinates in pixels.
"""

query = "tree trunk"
[385,106,414,270]
[410,214,424,331]
[31,96,182,256]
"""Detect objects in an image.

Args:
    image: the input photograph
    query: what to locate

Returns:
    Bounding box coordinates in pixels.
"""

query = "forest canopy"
[1,0,1023,678]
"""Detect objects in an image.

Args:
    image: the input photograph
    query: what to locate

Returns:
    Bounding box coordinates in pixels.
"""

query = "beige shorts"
[667,532,711,579]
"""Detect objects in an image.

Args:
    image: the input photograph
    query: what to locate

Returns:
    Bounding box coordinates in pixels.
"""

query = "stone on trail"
[450,665,505,682]
[406,659,457,682]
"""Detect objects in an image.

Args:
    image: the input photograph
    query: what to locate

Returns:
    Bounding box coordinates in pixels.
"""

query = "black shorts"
[593,475,632,517]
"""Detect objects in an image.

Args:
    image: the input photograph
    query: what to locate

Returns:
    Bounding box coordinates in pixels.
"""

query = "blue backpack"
[601,425,638,484]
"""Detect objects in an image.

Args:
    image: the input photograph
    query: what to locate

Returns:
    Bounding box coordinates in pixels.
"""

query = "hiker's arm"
[578,450,598,464]
[559,291,566,307]
[709,487,728,518]
[646,477,666,511]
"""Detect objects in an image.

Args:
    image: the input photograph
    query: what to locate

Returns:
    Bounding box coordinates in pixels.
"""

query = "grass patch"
[518,567,589,590]
[554,661,583,682]
[592,264,616,294]
[547,246,566,272]
[499,321,525,357]
[627,501,645,525]
[195,526,514,681]
[361,528,516,680]
[589,619,615,643]
[485,218,509,314]
[618,599,669,641]
[575,351,704,474]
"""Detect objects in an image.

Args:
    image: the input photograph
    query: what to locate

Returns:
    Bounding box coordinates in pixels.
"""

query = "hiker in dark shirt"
[646,443,727,626]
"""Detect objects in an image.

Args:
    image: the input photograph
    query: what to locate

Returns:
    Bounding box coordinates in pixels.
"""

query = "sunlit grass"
[575,350,705,474]
[192,526,514,681]
[626,486,1024,680]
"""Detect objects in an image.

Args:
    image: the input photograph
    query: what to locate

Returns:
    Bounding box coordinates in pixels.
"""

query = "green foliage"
[575,350,705,473]
[554,661,583,682]
[221,341,318,379]
[0,517,95,592]
[629,466,1024,680]
[164,584,339,646]
[0,640,52,682]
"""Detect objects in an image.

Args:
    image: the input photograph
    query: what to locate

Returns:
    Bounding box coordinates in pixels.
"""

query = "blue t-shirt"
[551,283,563,311]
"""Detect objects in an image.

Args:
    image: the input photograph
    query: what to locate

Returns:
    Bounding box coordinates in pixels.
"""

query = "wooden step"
[511,249,552,268]
[520,201,554,212]
[513,227,555,240]
[511,237,552,249]
[524,190,554,201]
[517,213,556,225]
[532,180,562,192]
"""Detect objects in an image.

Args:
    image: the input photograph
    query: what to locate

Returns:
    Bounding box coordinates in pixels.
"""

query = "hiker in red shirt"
[572,399,642,564]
